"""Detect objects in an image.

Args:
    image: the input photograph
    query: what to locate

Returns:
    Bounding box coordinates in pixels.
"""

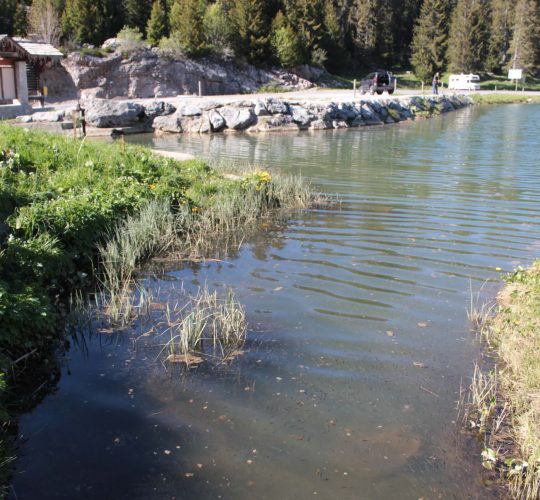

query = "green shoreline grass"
[470,93,540,105]
[0,124,319,494]
[466,263,540,498]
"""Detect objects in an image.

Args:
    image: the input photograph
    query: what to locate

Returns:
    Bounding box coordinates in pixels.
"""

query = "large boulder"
[360,103,383,125]
[31,110,65,122]
[289,105,315,127]
[248,114,296,132]
[207,109,225,131]
[84,99,146,127]
[265,98,289,115]
[143,101,176,120]
[153,113,182,133]
[219,106,256,130]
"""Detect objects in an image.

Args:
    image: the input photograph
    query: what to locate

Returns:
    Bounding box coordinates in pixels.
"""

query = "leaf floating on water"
[386,330,394,337]
[97,327,114,334]
[417,322,428,328]
[184,472,194,478]
[166,354,203,366]
[413,362,426,368]
[164,450,171,455]
[273,287,284,292]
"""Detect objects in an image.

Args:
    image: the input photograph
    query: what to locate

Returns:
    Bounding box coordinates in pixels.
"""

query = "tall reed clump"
[465,264,540,499]
[97,199,175,324]
[98,166,324,326]
[160,287,246,365]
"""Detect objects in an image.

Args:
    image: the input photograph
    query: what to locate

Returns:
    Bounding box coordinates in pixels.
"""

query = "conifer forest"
[1,0,539,81]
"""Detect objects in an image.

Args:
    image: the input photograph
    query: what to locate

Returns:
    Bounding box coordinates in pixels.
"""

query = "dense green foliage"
[0,124,233,368]
[146,0,169,46]
[447,0,490,73]
[3,0,540,78]
[410,0,452,82]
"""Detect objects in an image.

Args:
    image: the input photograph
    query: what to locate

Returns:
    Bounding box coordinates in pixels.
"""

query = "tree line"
[1,0,538,79]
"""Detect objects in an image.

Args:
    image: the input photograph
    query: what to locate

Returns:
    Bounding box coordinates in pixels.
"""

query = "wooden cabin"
[0,35,63,118]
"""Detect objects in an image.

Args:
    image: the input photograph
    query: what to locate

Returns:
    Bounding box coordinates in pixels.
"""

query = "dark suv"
[360,70,395,95]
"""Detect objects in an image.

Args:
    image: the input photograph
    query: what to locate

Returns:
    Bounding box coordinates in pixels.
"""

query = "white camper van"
[448,74,481,91]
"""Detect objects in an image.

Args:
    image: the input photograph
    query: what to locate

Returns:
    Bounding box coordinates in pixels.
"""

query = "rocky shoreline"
[17,94,472,136]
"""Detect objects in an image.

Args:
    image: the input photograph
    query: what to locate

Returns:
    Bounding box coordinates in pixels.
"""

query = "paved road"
[42,88,540,114]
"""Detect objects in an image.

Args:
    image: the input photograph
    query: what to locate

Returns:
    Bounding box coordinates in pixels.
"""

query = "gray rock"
[248,114,296,132]
[254,100,269,116]
[360,103,383,125]
[181,115,211,133]
[219,106,256,130]
[84,99,145,127]
[350,115,366,127]
[332,120,349,129]
[336,103,357,121]
[207,109,225,131]
[179,103,203,116]
[143,101,176,120]
[18,115,33,123]
[32,110,65,122]
[309,119,332,130]
[266,99,289,115]
[153,113,182,133]
[289,105,314,127]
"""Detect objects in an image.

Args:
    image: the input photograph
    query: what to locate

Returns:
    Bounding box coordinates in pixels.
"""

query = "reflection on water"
[12,104,540,499]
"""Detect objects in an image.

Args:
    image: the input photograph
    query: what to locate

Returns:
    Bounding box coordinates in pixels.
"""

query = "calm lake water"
[12,104,540,499]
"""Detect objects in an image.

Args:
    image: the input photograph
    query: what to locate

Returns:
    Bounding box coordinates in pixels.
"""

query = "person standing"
[432,72,440,94]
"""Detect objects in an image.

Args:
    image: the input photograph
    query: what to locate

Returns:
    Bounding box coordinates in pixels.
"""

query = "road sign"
[508,69,523,80]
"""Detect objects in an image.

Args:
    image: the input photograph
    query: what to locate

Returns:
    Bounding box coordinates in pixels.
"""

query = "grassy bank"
[466,263,540,498]
[0,124,317,492]
[469,93,540,105]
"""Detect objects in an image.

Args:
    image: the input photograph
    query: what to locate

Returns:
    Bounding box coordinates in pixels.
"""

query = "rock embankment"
[17,94,472,135]
[89,94,472,135]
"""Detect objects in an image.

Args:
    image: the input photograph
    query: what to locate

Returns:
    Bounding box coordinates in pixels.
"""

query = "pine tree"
[322,0,351,71]
[62,0,101,44]
[508,0,540,75]
[486,0,514,71]
[230,0,270,63]
[123,0,153,35]
[283,0,327,65]
[170,0,207,56]
[146,0,168,46]
[389,0,422,66]
[447,0,491,73]
[410,0,452,82]
[203,1,232,52]
[349,0,379,60]
[271,10,304,67]
[0,0,31,35]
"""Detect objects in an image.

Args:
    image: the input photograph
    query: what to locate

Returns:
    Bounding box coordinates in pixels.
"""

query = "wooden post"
[353,79,357,98]
[80,106,86,137]
[198,81,202,97]
[421,81,424,94]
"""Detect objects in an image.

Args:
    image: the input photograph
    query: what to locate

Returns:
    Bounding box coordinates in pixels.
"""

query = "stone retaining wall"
[17,94,472,135]
[151,94,471,134]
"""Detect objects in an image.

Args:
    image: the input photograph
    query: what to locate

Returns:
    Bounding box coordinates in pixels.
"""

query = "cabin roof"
[0,35,63,63]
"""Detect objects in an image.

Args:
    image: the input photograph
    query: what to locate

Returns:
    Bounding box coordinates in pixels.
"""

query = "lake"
[11,103,540,499]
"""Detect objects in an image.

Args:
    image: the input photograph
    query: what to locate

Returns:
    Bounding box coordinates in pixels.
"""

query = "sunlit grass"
[465,263,540,498]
